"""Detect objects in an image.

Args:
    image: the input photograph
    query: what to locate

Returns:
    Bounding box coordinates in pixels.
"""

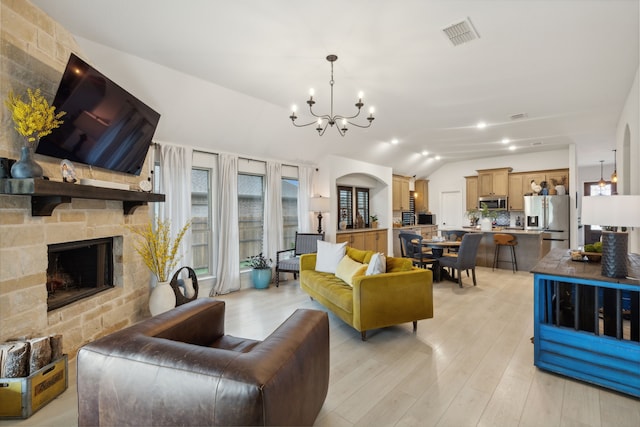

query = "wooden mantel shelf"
[0,178,165,216]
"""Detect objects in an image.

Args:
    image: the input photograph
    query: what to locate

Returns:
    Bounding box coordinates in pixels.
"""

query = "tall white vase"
[480,217,493,231]
[149,281,176,316]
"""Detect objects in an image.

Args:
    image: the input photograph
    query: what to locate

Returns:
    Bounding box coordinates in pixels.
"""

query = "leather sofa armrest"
[219,308,330,426]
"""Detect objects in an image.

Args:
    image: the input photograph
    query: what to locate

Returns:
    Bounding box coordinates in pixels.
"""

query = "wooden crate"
[0,355,68,419]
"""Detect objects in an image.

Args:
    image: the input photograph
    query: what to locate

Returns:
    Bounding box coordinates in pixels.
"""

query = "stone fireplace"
[0,0,157,358]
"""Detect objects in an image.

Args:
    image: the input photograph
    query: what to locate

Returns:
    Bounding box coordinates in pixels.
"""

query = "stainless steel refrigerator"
[524,195,570,249]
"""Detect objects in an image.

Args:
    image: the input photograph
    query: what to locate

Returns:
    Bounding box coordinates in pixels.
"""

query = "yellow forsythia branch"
[4,88,66,146]
[128,218,191,282]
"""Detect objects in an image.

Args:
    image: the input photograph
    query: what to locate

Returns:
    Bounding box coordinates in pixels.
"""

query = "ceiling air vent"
[510,112,529,120]
[442,17,480,46]
[531,141,543,146]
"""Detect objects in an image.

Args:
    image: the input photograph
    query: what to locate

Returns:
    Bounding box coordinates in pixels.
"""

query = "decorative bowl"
[582,252,602,263]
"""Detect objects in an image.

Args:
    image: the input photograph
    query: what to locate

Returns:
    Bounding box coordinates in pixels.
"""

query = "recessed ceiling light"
[502,138,510,144]
[509,146,517,151]
[421,150,429,156]
[435,155,441,160]
[477,121,487,129]
[391,138,399,145]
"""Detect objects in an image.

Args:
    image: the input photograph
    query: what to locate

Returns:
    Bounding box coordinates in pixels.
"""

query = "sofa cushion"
[301,270,353,313]
[366,252,386,275]
[335,255,368,286]
[346,246,374,264]
[315,241,347,274]
[386,257,413,272]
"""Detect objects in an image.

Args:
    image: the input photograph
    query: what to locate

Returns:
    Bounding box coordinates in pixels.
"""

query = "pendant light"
[611,149,618,183]
[598,160,606,188]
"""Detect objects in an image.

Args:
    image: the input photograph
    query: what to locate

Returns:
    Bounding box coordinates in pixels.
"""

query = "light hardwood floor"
[3,266,639,426]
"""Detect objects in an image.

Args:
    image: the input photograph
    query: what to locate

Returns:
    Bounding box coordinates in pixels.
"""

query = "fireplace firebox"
[46,237,114,311]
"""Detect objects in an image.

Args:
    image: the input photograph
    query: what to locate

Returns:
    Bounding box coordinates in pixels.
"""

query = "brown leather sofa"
[77,299,330,426]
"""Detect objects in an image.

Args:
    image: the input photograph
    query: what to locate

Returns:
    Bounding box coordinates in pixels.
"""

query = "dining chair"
[437,232,483,287]
[398,232,436,269]
[275,232,325,286]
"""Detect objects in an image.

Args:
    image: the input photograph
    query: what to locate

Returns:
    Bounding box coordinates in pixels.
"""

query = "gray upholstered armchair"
[275,232,324,286]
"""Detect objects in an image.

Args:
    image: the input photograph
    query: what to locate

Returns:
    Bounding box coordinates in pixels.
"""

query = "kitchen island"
[439,227,551,271]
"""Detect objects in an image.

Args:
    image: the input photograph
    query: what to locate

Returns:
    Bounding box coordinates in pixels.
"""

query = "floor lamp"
[309,195,330,234]
[581,195,640,278]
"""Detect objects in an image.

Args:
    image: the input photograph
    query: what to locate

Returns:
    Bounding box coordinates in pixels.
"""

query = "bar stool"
[493,233,518,273]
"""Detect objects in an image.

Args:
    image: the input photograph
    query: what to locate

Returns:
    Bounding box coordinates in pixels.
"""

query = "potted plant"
[465,209,481,227]
[129,218,191,315]
[370,214,379,228]
[4,88,66,178]
[479,202,498,231]
[249,252,273,289]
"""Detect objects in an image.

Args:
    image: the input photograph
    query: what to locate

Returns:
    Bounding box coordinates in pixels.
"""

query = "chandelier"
[289,54,374,136]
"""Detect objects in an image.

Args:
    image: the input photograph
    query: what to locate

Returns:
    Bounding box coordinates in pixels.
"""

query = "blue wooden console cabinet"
[532,249,640,398]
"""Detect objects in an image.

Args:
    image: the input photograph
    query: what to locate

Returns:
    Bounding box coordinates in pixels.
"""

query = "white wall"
[616,67,639,253]
[317,155,392,252]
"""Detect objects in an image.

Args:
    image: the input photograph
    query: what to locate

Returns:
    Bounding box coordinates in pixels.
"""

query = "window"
[238,174,264,267]
[191,168,212,276]
[338,186,370,228]
[282,178,298,249]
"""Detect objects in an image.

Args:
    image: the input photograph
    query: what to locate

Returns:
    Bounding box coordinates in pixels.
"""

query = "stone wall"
[0,0,154,357]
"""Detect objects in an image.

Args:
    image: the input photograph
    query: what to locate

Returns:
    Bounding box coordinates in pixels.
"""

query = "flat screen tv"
[37,53,160,176]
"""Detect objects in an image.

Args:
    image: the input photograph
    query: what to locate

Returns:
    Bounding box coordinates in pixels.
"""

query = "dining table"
[411,238,462,282]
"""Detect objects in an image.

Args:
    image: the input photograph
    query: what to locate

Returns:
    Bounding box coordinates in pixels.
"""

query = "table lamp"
[581,195,640,278]
[309,195,330,234]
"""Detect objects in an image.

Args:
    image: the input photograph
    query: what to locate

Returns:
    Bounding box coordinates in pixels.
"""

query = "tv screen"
[37,53,160,176]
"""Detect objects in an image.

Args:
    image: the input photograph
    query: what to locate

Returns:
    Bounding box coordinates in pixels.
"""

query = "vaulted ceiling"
[33,0,639,177]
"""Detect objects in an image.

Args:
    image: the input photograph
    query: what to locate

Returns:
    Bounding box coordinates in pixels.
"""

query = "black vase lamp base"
[601,231,628,278]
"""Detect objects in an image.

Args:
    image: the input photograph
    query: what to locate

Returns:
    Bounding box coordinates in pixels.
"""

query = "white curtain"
[263,162,283,267]
[298,165,315,232]
[158,143,193,270]
[213,153,240,295]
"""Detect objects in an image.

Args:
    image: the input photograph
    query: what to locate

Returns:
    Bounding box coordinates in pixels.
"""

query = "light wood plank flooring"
[3,267,639,426]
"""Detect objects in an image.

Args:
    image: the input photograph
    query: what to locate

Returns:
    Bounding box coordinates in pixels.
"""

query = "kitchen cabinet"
[414,179,429,212]
[392,175,410,211]
[336,229,387,253]
[508,173,525,211]
[465,176,478,211]
[477,168,512,196]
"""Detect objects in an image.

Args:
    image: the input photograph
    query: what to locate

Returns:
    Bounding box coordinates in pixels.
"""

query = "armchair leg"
[361,331,367,341]
[275,271,280,287]
[413,321,417,333]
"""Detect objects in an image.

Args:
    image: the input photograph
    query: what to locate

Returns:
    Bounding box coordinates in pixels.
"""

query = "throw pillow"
[366,252,386,275]
[315,241,347,274]
[335,255,367,286]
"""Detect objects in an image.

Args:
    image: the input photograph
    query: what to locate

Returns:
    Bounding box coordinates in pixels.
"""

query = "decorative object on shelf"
[139,178,152,192]
[249,252,273,289]
[4,88,66,179]
[581,195,640,278]
[60,160,77,183]
[465,208,481,227]
[339,208,348,230]
[370,214,379,228]
[0,157,12,178]
[289,54,375,136]
[310,195,330,234]
[530,179,542,195]
[10,146,43,179]
[128,218,191,315]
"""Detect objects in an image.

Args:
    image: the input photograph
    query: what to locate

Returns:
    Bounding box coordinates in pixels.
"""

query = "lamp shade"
[309,196,330,213]
[581,195,640,227]
[581,195,640,278]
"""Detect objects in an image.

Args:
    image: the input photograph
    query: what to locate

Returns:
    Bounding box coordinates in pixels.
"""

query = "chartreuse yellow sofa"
[300,247,433,340]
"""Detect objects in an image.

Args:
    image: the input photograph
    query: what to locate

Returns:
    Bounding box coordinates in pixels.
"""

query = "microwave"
[418,213,436,225]
[478,196,507,210]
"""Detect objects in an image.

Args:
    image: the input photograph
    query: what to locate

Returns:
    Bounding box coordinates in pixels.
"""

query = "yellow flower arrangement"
[4,88,66,147]
[129,218,191,282]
